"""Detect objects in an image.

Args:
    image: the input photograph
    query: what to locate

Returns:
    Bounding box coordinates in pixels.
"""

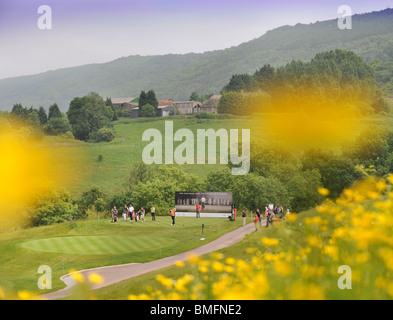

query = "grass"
[47,114,393,199]
[0,215,243,296]
[93,210,316,300]
[45,116,253,198]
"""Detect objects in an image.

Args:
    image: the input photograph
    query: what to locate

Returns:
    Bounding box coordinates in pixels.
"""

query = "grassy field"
[0,215,245,296]
[48,112,393,199]
[49,116,253,198]
[92,213,309,300]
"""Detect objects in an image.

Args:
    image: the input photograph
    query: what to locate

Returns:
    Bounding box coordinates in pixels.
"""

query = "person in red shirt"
[170,208,176,225]
[196,204,201,218]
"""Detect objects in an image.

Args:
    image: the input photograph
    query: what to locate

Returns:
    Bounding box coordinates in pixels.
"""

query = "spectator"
[196,204,201,218]
[170,208,176,225]
[111,206,118,223]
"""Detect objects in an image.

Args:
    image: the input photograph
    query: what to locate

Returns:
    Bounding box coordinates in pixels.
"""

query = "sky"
[0,0,392,80]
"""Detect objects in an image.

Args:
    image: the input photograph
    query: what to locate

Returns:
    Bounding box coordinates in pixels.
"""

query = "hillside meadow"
[45,110,393,199]
[48,116,253,198]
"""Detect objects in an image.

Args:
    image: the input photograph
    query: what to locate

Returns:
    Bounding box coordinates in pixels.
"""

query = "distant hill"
[0,8,392,112]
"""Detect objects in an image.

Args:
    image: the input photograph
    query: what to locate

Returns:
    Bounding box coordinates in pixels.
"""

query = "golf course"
[0,213,245,298]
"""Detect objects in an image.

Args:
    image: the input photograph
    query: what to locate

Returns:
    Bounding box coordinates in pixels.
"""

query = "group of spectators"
[237,204,290,229]
[110,205,156,223]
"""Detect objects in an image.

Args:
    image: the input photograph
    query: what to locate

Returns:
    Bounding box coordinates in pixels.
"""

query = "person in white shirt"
[129,204,134,222]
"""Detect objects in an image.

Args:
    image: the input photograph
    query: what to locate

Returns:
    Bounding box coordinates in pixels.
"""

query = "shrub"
[44,117,72,135]
[139,104,157,118]
[27,189,79,227]
[89,127,115,142]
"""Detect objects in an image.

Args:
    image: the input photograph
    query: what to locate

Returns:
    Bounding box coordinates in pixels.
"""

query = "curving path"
[41,222,261,300]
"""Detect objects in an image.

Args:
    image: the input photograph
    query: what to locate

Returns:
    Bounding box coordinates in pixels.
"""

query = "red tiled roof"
[158,100,173,105]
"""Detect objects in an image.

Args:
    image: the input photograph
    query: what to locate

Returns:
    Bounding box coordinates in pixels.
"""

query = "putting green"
[21,235,179,255]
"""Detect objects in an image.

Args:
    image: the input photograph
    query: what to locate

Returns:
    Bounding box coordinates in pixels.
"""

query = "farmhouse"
[110,97,136,108]
[194,94,221,114]
[173,101,201,115]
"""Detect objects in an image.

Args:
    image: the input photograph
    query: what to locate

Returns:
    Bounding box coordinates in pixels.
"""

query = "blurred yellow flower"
[88,273,104,285]
[187,253,200,264]
[70,271,85,283]
[175,260,185,268]
[318,188,330,196]
[261,237,280,246]
[287,214,298,222]
[367,191,380,200]
[289,283,325,300]
[17,290,33,300]
[212,261,224,273]
[274,260,292,276]
[156,275,173,289]
[376,181,387,191]
[307,235,322,247]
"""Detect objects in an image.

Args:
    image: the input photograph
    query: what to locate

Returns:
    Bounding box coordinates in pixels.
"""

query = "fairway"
[20,235,179,256]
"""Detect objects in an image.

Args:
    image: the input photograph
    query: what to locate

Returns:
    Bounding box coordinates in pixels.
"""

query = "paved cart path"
[41,222,261,300]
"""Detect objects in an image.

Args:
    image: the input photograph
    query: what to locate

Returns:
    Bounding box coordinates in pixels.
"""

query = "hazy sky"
[0,0,392,79]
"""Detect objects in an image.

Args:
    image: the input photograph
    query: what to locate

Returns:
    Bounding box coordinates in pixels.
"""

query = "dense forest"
[0,8,392,111]
[219,49,388,116]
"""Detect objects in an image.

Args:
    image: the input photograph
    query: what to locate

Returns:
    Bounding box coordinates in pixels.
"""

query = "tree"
[138,91,148,111]
[139,104,156,117]
[105,97,118,121]
[217,92,244,115]
[11,103,26,117]
[78,186,104,218]
[48,103,62,120]
[67,92,114,141]
[37,106,48,125]
[27,189,79,227]
[44,116,72,135]
[146,90,159,110]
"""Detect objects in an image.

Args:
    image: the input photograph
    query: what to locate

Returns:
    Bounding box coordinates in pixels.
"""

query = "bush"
[139,104,157,118]
[27,189,79,227]
[44,117,72,135]
[89,127,115,143]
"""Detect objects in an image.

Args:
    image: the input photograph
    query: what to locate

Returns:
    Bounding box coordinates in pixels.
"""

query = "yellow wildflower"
[274,260,292,276]
[88,273,104,285]
[287,213,298,222]
[289,283,325,300]
[367,191,379,200]
[261,237,280,246]
[156,274,173,289]
[69,271,85,283]
[307,235,322,247]
[318,188,330,196]
[187,253,200,264]
[376,181,387,191]
[17,290,33,300]
[212,261,224,273]
[323,245,339,261]
[175,260,185,268]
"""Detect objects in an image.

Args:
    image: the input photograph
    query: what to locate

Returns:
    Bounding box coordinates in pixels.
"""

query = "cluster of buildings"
[109,95,221,118]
